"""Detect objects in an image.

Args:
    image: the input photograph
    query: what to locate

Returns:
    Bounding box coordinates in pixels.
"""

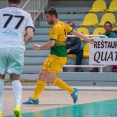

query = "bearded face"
[45,13,54,25]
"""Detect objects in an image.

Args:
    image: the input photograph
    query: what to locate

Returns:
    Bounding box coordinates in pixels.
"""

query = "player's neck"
[54,19,59,24]
[8,3,20,8]
[106,31,111,34]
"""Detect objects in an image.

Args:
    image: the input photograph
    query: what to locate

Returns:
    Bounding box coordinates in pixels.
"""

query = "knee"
[46,74,57,84]
[0,74,5,80]
[46,77,52,84]
[79,47,83,52]
[76,47,83,53]
[12,80,22,90]
[39,70,47,81]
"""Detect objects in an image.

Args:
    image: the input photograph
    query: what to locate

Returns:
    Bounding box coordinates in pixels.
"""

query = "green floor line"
[5,99,117,117]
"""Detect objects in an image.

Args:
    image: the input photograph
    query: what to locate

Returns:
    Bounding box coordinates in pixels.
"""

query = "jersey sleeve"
[26,13,34,31]
[49,26,59,41]
[66,24,73,34]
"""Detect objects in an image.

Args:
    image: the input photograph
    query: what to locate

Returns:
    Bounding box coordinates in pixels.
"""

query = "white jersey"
[0,6,34,49]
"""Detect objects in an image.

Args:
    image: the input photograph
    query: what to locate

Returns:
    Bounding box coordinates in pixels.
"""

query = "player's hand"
[33,44,41,50]
[67,49,71,53]
[88,38,95,44]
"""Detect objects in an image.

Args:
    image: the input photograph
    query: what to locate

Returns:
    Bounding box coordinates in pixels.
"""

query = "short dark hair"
[104,21,112,27]
[8,0,21,4]
[45,7,58,18]
[67,21,75,28]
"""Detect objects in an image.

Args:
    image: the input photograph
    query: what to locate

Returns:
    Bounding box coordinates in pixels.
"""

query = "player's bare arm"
[33,40,55,50]
[24,28,34,45]
[71,29,94,44]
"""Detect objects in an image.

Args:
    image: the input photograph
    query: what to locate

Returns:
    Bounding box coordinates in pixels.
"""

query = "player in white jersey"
[0,0,34,117]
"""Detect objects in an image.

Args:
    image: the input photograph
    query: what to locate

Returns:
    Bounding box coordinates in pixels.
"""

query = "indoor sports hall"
[1,0,117,117]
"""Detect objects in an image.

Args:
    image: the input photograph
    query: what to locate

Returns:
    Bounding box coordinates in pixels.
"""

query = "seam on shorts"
[52,56,59,73]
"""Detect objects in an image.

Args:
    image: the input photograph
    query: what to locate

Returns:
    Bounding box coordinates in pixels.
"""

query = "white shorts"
[0,47,24,75]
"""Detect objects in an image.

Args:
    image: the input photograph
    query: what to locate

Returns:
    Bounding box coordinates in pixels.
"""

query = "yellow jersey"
[49,20,73,57]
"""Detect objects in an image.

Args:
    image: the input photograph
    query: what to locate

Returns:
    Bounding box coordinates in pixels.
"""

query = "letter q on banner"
[89,38,117,65]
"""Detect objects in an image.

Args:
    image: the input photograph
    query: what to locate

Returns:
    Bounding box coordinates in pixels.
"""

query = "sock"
[32,80,46,100]
[12,80,22,107]
[0,79,4,111]
[53,78,74,93]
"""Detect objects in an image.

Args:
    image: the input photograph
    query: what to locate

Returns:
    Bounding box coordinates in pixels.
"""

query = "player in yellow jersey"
[23,7,94,104]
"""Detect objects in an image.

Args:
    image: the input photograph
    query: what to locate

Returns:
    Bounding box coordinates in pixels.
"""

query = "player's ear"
[7,0,10,6]
[52,15,56,19]
[20,0,22,5]
[18,0,22,7]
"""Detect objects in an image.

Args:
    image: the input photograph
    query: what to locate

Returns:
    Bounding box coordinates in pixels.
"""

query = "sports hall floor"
[3,86,117,117]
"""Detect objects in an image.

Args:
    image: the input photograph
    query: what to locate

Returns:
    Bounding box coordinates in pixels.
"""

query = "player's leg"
[46,73,74,93]
[46,56,78,103]
[46,72,78,103]
[33,55,53,100]
[10,74,22,117]
[10,74,22,107]
[8,47,24,117]
[23,55,52,104]
[32,70,47,100]
[23,70,47,104]
[0,74,5,117]
[46,56,74,93]
[0,48,8,116]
